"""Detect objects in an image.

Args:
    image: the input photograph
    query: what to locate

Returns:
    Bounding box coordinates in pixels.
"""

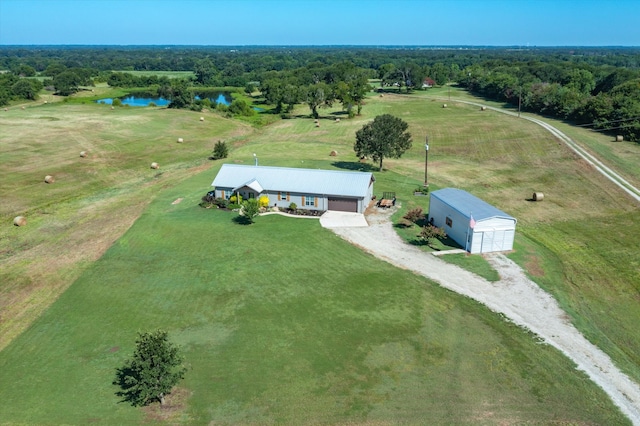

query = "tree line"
[1,46,639,140]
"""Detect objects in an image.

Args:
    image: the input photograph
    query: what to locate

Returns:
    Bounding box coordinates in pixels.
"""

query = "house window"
[445,216,453,227]
[279,192,289,201]
[305,195,315,206]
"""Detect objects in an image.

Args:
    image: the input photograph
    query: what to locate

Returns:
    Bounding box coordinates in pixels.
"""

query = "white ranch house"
[211,164,375,213]
[428,188,517,254]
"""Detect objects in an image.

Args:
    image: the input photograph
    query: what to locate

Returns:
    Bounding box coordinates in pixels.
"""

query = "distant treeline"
[1,46,639,140]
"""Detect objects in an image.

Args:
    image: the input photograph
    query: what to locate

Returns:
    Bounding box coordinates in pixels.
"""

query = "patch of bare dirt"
[142,387,192,423]
[524,254,545,277]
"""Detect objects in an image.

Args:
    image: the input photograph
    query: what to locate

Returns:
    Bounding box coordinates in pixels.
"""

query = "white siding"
[429,189,517,254]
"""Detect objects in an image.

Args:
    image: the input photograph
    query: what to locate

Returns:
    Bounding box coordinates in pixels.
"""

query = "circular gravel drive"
[328,206,640,425]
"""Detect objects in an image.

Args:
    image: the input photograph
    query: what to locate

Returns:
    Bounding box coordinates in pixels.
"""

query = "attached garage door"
[328,197,358,213]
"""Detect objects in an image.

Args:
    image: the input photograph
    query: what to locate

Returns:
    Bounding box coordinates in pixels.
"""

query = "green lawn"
[0,171,627,424]
[1,89,639,424]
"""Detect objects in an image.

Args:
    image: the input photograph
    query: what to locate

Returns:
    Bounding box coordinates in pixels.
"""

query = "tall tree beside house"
[113,330,187,407]
[354,114,412,172]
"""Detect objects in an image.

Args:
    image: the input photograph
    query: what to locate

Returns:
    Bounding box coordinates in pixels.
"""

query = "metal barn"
[428,188,517,254]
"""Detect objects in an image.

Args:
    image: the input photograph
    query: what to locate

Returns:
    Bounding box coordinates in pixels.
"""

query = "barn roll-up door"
[328,197,358,212]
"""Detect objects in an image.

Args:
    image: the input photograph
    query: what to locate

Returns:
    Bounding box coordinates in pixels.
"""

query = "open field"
[0,171,628,424]
[1,88,639,423]
[0,103,252,349]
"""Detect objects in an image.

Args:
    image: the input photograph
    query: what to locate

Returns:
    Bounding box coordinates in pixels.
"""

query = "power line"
[575,116,640,128]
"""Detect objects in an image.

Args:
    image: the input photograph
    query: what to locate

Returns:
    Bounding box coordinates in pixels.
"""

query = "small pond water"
[97,95,170,107]
[97,91,234,107]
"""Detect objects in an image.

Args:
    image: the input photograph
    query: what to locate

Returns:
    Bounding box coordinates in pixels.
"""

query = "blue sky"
[1,0,638,46]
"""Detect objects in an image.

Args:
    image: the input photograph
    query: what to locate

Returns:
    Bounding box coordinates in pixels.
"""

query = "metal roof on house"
[212,164,374,197]
[430,188,516,222]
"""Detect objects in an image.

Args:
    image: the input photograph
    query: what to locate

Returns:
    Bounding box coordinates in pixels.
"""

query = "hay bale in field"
[480,106,487,111]
[532,192,544,201]
[44,175,55,184]
[150,162,159,169]
[80,151,87,158]
[615,135,624,142]
[335,118,340,123]
[13,216,27,227]
[330,150,338,157]
[200,116,204,121]
[379,94,383,97]
[21,106,25,110]
[44,100,48,104]
[177,138,184,143]
[111,106,114,110]
[315,123,320,127]
[442,104,447,108]
[314,119,319,123]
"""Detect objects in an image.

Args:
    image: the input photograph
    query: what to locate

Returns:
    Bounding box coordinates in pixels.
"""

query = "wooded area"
[1,46,639,140]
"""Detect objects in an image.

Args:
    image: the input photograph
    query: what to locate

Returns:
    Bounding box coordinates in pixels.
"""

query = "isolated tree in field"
[114,330,186,407]
[210,140,228,160]
[354,114,412,171]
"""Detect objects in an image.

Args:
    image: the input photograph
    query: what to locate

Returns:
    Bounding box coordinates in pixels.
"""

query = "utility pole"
[518,87,522,118]
[424,136,429,188]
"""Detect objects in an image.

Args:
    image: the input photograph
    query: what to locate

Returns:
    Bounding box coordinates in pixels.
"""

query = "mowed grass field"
[0,171,628,424]
[0,102,252,348]
[0,88,639,424]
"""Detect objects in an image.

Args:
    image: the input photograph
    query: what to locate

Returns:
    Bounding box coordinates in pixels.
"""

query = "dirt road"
[329,207,640,425]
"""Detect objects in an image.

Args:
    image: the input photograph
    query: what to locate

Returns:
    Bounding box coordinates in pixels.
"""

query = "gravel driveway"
[329,206,640,425]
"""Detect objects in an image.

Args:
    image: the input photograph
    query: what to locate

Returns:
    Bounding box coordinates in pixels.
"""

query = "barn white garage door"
[328,197,358,212]
[479,229,513,253]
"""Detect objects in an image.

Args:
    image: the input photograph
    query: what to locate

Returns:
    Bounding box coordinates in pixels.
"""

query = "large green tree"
[305,82,333,119]
[52,70,81,96]
[113,330,187,407]
[354,114,413,171]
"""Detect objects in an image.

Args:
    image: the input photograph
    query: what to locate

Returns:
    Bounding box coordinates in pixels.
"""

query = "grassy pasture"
[0,88,639,423]
[0,171,628,424]
[0,102,252,349]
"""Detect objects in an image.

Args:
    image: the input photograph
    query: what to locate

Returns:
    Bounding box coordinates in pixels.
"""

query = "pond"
[96,91,234,107]
[96,95,170,107]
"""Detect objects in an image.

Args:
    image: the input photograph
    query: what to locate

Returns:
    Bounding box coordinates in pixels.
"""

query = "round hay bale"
[14,216,27,226]
[150,162,159,169]
[615,135,624,142]
[314,119,319,123]
[330,150,338,157]
[379,94,384,97]
[3,108,7,111]
[335,118,340,123]
[111,106,114,110]
[21,106,25,110]
[480,106,487,111]
[44,100,48,104]
[199,116,204,122]
[532,192,544,201]
[80,151,87,158]
[315,123,320,127]
[177,138,184,143]
[442,104,447,108]
[44,175,55,184]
